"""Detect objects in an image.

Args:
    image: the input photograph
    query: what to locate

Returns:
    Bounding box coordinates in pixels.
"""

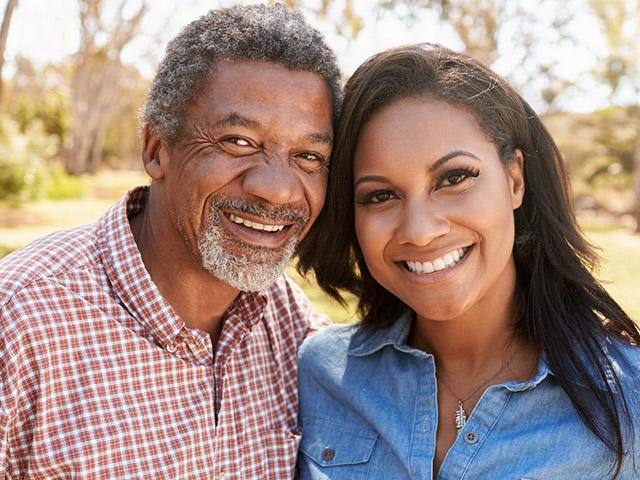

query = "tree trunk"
[66,0,146,175]
[0,0,18,104]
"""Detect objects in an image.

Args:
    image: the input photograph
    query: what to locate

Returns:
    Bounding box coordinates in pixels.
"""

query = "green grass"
[0,170,148,254]
[1,170,638,323]
[579,217,640,321]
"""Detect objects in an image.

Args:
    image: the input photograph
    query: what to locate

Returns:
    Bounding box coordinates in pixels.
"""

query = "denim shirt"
[297,313,640,479]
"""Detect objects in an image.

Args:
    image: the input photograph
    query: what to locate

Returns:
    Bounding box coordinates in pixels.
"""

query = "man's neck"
[129,199,239,344]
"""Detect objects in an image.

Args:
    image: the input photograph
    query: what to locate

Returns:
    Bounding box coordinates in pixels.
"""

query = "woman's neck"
[408,277,532,377]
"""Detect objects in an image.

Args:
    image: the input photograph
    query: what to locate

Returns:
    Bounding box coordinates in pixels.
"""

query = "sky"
[1,0,616,112]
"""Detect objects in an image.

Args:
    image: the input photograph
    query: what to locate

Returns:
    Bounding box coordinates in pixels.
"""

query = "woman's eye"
[356,190,397,205]
[435,168,480,189]
[444,173,465,185]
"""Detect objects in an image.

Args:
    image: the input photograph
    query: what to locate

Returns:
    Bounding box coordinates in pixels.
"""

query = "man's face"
[155,60,333,291]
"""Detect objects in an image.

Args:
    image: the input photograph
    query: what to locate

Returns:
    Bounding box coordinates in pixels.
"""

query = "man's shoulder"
[262,274,330,338]
[0,223,99,307]
[264,274,316,319]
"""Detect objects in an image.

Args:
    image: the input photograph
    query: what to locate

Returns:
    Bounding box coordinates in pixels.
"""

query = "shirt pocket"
[298,417,378,480]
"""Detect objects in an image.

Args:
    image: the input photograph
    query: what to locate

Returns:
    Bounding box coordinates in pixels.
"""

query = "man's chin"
[200,244,295,292]
[204,261,290,292]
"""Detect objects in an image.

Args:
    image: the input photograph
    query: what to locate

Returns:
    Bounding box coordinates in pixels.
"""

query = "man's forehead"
[201,60,331,102]
[185,61,333,135]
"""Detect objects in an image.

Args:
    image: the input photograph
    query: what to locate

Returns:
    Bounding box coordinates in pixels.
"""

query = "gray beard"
[197,196,307,292]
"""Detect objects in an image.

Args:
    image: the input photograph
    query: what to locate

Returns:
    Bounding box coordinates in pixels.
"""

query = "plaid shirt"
[0,187,328,479]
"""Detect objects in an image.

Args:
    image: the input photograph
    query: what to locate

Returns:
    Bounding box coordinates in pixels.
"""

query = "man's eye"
[224,137,252,147]
[296,152,324,163]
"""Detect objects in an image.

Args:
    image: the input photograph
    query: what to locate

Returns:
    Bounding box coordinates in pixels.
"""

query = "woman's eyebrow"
[354,175,390,187]
[429,150,482,172]
[354,150,482,187]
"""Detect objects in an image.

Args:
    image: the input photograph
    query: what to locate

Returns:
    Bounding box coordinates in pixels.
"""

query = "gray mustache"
[211,196,309,225]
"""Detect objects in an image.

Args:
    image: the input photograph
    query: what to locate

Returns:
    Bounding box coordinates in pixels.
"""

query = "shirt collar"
[97,187,185,347]
[97,187,268,349]
[346,309,555,391]
[343,307,633,394]
[347,310,421,357]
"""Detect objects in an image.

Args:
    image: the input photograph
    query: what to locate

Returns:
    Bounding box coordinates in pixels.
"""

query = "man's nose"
[396,197,450,247]
[241,161,305,205]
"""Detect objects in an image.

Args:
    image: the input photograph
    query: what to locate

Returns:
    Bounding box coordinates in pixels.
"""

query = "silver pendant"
[455,401,467,433]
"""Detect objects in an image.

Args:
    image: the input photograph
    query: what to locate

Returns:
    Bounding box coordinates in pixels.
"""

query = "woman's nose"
[396,198,450,247]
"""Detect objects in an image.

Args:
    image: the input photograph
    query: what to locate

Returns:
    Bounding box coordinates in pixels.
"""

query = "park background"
[0,0,638,322]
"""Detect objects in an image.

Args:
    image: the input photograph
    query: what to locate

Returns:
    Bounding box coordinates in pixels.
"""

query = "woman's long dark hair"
[297,44,640,476]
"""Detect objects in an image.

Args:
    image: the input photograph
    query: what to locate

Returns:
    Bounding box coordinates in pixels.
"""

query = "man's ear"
[142,124,165,180]
[509,149,525,210]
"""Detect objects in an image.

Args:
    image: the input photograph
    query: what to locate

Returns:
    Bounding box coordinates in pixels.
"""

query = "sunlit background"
[1,0,638,321]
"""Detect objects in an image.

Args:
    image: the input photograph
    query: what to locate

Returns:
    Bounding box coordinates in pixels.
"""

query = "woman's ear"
[509,149,525,210]
[142,124,165,180]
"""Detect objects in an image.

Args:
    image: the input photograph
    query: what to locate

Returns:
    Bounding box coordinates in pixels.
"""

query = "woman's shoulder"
[606,336,640,391]
[298,323,361,365]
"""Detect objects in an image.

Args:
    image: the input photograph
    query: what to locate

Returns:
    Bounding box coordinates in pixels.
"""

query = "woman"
[296,44,640,479]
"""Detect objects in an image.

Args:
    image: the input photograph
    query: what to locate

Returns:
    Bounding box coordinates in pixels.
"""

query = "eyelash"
[355,167,480,206]
[355,188,399,206]
[434,167,480,190]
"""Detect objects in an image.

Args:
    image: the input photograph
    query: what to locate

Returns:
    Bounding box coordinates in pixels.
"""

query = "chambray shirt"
[297,312,640,479]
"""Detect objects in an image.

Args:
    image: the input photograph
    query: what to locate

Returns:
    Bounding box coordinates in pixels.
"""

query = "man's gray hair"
[141,3,342,144]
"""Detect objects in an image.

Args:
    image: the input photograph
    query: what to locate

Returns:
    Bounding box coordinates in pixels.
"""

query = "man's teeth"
[228,213,285,232]
[405,248,468,274]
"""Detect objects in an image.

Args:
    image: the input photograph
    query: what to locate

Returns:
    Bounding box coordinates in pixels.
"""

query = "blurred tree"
[378,0,499,65]
[271,0,364,38]
[67,0,147,174]
[100,63,149,170]
[274,0,576,111]
[8,56,71,145]
[0,0,18,104]
[588,0,640,230]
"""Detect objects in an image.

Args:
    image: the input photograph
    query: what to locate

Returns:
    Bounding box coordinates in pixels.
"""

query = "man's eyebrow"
[429,150,482,172]
[207,113,332,146]
[305,132,333,147]
[354,175,390,188]
[212,112,261,130]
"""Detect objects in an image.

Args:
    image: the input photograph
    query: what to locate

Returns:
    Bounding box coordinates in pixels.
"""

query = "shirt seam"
[0,263,98,312]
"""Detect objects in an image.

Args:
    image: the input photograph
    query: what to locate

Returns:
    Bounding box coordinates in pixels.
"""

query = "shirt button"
[166,343,177,353]
[321,447,335,461]
[464,431,479,444]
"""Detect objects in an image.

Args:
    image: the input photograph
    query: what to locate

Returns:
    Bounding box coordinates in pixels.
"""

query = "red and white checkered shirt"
[0,187,328,479]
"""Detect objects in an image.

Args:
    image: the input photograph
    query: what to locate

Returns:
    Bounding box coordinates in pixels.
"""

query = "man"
[0,4,340,479]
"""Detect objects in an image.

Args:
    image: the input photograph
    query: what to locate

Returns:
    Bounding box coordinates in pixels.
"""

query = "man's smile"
[227,213,287,232]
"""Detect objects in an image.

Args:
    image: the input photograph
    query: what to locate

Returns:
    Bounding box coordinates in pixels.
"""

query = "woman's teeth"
[405,247,469,274]
[228,213,285,232]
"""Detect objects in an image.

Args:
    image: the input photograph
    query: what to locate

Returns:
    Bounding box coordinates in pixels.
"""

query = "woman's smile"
[403,245,471,274]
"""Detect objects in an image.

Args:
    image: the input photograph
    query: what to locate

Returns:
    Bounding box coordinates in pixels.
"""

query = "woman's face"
[353,98,525,321]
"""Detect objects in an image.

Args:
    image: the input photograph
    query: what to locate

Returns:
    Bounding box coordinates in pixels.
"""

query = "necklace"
[435,349,517,434]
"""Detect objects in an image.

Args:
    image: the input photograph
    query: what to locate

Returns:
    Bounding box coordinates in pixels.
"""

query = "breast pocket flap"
[299,417,378,467]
